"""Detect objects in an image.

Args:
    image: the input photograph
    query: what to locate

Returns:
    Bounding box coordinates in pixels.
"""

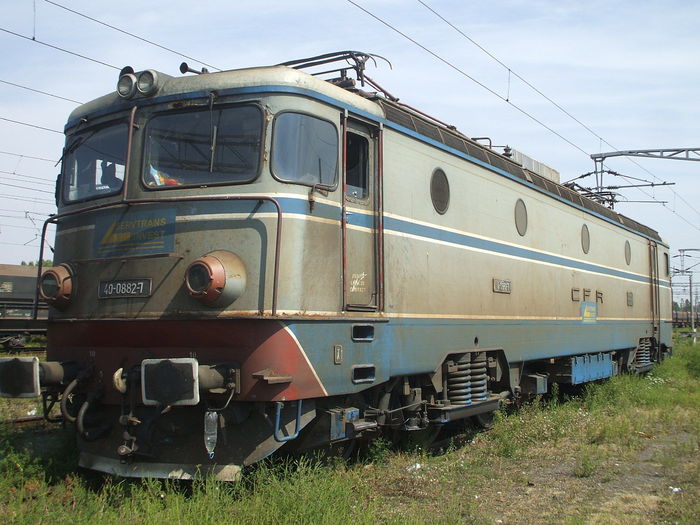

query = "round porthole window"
[514,199,528,236]
[624,240,631,265]
[430,168,450,215]
[581,224,590,254]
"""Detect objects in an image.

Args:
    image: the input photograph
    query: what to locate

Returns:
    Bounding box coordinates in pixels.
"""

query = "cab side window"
[271,112,338,187]
[346,132,368,199]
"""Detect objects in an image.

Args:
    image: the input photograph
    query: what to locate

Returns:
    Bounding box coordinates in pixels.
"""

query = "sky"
[1,0,698,300]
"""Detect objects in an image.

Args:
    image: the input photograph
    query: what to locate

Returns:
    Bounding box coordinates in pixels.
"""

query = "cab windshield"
[144,105,262,188]
[63,123,128,203]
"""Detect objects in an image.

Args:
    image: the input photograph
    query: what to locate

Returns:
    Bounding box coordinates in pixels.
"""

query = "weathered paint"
[47,320,327,402]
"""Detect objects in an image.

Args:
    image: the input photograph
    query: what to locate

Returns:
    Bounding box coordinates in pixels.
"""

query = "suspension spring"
[446,358,472,406]
[470,353,488,402]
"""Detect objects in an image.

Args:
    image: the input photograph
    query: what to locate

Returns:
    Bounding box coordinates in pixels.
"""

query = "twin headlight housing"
[117,68,161,99]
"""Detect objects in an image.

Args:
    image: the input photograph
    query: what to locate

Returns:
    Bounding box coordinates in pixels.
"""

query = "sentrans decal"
[94,209,175,258]
[581,301,598,323]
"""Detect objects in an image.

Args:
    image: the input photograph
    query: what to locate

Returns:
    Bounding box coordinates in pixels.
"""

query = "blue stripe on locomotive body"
[98,196,666,289]
[193,196,670,289]
[285,318,671,396]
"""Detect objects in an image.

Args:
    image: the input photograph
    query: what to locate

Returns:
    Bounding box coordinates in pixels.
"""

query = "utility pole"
[674,249,700,345]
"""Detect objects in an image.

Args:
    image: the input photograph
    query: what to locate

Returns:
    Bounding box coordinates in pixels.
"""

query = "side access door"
[648,240,661,341]
[342,117,382,311]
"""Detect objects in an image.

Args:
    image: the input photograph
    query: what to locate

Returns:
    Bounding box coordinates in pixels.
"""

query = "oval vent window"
[430,168,450,215]
[581,224,590,254]
[624,240,631,265]
[514,199,528,236]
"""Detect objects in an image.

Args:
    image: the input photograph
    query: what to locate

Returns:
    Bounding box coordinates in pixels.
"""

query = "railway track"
[0,346,47,355]
[6,415,47,427]
[2,415,62,428]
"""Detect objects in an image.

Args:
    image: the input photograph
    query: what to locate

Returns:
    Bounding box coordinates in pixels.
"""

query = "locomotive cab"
[1,56,393,478]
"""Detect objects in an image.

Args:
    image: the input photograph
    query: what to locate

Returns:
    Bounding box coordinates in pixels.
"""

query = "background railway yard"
[0,333,696,525]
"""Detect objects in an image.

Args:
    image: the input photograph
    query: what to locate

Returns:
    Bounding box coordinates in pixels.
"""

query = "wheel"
[328,439,358,460]
[392,425,442,451]
[472,411,495,429]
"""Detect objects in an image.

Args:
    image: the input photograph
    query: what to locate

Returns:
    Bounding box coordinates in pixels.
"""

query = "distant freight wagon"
[0,264,47,350]
[673,310,699,328]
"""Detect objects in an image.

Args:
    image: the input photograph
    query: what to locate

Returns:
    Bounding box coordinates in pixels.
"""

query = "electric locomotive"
[0,52,672,479]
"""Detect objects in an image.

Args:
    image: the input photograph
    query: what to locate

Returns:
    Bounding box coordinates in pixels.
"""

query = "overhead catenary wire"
[0,213,53,221]
[2,3,695,236]
[0,26,120,70]
[416,0,700,222]
[416,0,603,141]
[347,1,699,232]
[0,207,51,215]
[0,223,48,231]
[346,0,591,159]
[606,173,700,232]
[0,179,54,193]
[0,151,57,163]
[0,79,83,105]
[43,0,222,72]
[0,178,54,191]
[0,181,53,194]
[1,194,55,205]
[0,241,41,248]
[621,156,700,216]
[0,169,56,184]
[0,116,62,134]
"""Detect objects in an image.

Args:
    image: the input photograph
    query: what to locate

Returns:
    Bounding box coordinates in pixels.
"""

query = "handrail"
[273,400,303,443]
[33,194,283,317]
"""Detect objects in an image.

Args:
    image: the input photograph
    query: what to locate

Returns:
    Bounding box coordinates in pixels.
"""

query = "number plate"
[98,278,152,299]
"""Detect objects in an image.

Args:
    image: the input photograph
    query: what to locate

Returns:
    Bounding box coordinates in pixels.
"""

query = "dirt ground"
[475,432,697,524]
[361,427,699,524]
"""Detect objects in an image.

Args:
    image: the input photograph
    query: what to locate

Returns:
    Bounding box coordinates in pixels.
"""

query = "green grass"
[0,452,382,525]
[0,336,698,524]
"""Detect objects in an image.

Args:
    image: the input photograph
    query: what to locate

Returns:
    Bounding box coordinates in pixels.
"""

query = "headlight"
[184,251,246,307]
[117,73,137,98]
[136,70,159,96]
[39,264,74,309]
[185,263,212,294]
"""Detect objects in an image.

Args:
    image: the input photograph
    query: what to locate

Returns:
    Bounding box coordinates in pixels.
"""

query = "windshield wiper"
[54,134,88,168]
[209,124,218,173]
[208,91,218,173]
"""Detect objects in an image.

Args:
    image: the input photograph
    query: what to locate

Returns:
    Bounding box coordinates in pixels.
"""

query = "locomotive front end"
[0,63,365,479]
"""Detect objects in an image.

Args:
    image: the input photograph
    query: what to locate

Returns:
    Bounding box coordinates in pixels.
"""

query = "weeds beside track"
[0,336,698,524]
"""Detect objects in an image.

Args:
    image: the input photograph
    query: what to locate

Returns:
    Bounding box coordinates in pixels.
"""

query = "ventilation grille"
[634,338,653,367]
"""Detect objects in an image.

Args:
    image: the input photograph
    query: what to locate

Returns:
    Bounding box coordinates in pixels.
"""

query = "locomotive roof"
[67,65,383,126]
[67,60,662,244]
[372,97,663,243]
